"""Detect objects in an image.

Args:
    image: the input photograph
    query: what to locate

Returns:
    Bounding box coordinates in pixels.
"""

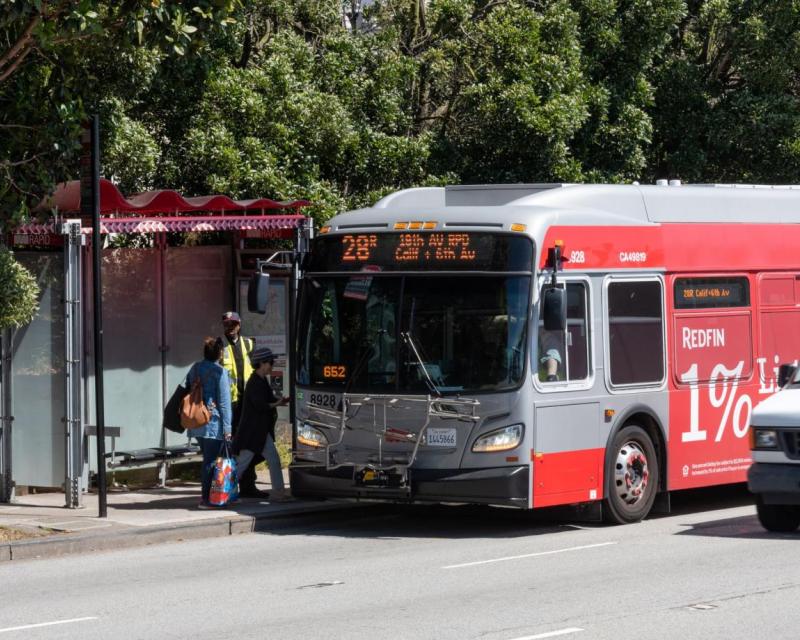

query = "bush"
[0,248,39,329]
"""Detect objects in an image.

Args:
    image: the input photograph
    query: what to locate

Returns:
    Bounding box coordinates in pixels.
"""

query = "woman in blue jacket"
[186,337,233,508]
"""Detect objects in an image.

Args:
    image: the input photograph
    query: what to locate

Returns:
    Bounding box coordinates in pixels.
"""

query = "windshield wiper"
[342,344,374,399]
[401,331,442,397]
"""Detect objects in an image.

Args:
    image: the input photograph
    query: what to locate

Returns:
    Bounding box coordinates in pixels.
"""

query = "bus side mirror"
[778,363,797,388]
[247,272,270,314]
[543,287,567,331]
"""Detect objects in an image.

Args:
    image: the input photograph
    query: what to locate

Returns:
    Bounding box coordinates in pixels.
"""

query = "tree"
[5,0,800,235]
[0,247,38,329]
[426,0,591,182]
[649,1,800,182]
[0,2,240,327]
[0,0,239,230]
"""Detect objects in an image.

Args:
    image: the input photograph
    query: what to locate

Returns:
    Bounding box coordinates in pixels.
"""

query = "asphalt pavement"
[1,484,798,639]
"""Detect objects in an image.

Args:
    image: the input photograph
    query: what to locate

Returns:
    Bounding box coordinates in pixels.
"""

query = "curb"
[1,502,374,562]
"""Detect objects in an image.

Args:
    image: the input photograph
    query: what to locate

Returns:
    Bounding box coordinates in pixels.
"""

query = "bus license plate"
[427,428,456,447]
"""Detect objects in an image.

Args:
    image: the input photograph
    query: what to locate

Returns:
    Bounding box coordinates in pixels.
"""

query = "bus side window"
[607,279,664,386]
[538,282,590,383]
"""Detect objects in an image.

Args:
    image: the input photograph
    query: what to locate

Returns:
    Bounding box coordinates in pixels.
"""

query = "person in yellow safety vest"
[219,311,263,497]
[220,311,254,407]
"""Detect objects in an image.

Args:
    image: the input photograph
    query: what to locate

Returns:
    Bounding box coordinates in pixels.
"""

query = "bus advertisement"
[283,182,800,523]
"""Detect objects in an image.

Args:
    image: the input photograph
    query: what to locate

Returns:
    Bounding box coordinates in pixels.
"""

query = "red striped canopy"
[25,179,310,235]
[42,179,309,215]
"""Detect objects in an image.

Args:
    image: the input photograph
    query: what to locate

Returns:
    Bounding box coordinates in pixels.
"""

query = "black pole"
[289,227,298,454]
[90,115,107,518]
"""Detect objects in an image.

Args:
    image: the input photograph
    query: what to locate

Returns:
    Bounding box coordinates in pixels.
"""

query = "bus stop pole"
[289,227,299,446]
[89,115,107,518]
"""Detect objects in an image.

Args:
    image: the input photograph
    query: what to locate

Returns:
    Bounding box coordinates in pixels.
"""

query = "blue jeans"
[236,434,285,492]
[197,437,225,503]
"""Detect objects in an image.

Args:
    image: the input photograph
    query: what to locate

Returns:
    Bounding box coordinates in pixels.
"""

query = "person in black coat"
[234,347,290,501]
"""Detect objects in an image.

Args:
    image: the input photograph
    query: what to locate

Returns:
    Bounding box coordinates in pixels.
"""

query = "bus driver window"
[538,282,589,384]
[539,328,564,382]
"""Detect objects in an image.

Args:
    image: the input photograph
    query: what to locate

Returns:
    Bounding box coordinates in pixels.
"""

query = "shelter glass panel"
[11,253,65,487]
[85,249,163,455]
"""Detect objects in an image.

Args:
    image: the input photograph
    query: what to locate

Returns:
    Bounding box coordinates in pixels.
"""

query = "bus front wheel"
[756,498,800,533]
[604,425,659,524]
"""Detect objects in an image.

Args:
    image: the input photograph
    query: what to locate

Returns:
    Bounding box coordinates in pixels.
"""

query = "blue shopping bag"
[209,442,239,506]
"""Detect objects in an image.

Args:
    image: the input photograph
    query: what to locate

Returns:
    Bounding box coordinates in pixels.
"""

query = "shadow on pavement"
[252,483,770,541]
[253,502,605,540]
[659,482,754,517]
[675,514,800,540]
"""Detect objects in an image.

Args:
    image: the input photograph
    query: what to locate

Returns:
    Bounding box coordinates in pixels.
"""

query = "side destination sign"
[674,277,750,309]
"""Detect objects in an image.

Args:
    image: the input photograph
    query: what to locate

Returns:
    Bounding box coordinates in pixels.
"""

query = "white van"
[748,364,800,532]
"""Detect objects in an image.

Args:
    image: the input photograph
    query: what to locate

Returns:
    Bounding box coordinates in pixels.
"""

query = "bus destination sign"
[345,233,477,264]
[308,232,533,272]
[674,277,750,309]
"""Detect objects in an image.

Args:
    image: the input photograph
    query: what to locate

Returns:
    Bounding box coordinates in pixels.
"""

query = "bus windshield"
[298,275,530,394]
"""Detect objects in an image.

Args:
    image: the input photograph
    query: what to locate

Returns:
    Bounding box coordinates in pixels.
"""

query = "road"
[1,485,798,640]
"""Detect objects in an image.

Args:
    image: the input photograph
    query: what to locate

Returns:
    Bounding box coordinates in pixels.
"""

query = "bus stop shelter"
[0,179,311,507]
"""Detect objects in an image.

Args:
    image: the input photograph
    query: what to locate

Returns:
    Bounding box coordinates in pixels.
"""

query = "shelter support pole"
[63,220,84,508]
[0,327,13,503]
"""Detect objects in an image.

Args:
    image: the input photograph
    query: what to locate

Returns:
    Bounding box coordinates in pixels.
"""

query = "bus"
[287,182,800,523]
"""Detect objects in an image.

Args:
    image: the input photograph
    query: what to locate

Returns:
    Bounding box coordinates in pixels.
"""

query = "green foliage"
[432,0,590,182]
[0,0,239,229]
[0,247,39,329]
[3,0,800,236]
[649,1,800,182]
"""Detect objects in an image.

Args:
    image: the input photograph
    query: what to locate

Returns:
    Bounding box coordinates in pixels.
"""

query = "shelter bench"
[85,425,201,487]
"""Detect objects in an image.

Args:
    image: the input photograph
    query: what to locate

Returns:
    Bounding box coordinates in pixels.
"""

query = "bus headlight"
[472,424,523,453]
[297,423,327,448]
[751,428,778,450]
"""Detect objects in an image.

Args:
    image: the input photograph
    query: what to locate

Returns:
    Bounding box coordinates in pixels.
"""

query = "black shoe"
[239,487,270,499]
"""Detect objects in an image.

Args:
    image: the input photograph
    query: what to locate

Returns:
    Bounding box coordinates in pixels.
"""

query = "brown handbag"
[180,372,211,429]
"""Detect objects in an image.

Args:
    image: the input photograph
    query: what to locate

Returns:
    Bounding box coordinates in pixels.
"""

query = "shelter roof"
[21,179,310,235]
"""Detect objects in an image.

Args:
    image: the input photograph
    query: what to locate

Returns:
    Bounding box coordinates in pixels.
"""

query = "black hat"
[250,347,279,367]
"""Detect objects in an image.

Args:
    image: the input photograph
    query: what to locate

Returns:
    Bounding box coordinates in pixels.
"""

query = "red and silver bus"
[289,182,800,523]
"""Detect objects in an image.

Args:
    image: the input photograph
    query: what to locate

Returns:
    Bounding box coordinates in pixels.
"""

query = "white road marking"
[508,628,584,640]
[442,541,617,569]
[0,617,98,634]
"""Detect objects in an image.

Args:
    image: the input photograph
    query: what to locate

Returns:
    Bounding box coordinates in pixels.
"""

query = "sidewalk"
[0,471,358,562]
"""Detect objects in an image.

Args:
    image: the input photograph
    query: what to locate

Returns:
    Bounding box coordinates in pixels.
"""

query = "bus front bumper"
[748,462,800,505]
[290,464,529,508]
